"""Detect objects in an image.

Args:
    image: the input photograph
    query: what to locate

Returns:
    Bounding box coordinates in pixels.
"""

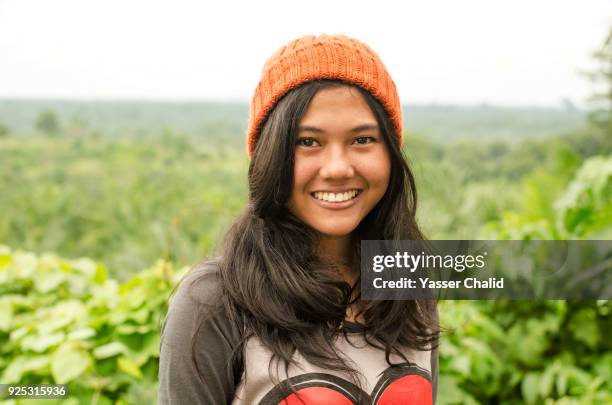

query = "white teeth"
[313,190,359,202]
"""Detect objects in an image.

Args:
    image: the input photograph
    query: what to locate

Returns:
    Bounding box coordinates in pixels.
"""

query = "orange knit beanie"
[246,34,403,158]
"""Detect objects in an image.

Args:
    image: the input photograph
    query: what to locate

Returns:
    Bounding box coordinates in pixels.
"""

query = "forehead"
[299,85,377,129]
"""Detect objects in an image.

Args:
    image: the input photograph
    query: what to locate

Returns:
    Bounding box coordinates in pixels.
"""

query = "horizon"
[0,97,588,110]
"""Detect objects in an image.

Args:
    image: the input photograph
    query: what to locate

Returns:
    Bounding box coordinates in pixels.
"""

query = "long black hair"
[186,78,439,395]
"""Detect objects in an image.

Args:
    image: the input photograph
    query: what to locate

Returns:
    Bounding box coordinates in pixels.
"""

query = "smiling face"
[287,85,391,242]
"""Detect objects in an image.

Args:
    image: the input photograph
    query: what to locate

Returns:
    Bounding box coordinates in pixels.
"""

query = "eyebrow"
[298,124,379,133]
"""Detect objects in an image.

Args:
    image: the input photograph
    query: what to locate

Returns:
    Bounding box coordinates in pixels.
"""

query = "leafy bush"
[437,154,612,404]
[0,246,187,404]
[438,300,612,405]
[484,155,612,240]
[1,243,610,404]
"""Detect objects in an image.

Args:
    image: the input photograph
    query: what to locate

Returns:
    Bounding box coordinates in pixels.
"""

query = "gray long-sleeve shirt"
[158,263,439,404]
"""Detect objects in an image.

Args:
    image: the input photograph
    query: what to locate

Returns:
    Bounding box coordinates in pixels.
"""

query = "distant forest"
[0,99,586,141]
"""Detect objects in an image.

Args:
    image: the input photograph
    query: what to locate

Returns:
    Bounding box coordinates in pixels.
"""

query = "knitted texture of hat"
[246,34,403,158]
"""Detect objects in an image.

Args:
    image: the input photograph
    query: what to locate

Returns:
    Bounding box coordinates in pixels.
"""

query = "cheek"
[290,158,316,203]
[361,152,391,190]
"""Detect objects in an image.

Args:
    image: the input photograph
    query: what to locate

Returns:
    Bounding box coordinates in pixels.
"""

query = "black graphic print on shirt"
[258,363,432,405]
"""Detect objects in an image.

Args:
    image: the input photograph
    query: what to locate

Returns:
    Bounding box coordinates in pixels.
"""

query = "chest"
[231,335,433,405]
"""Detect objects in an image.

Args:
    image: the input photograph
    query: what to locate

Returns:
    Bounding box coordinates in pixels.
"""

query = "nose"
[319,145,354,180]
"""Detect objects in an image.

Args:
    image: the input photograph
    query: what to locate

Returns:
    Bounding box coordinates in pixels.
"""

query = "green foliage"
[0,246,188,404]
[35,109,61,136]
[556,156,612,238]
[439,301,612,404]
[0,104,610,404]
[0,135,248,280]
[1,247,610,404]
[1,105,607,274]
[0,123,9,137]
[485,155,612,240]
[410,118,611,240]
[437,151,612,404]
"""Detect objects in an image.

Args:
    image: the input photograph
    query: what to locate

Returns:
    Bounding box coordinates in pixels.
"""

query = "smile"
[311,189,361,202]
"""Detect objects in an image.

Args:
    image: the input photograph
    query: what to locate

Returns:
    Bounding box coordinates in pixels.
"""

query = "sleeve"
[430,341,439,404]
[158,263,243,405]
[430,303,440,405]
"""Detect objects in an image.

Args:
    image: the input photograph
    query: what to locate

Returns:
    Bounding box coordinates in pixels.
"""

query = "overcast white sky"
[0,0,610,106]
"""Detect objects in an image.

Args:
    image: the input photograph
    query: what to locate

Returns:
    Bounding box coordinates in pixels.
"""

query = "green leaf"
[570,309,600,349]
[72,258,98,277]
[51,343,92,383]
[118,356,143,379]
[556,371,568,396]
[36,301,87,334]
[593,353,612,383]
[450,355,471,375]
[539,368,554,398]
[0,301,12,331]
[116,323,152,335]
[93,341,127,359]
[437,375,464,404]
[34,271,66,293]
[21,331,65,352]
[521,372,540,404]
[10,326,30,342]
[67,327,96,341]
[1,355,50,383]
[93,263,108,284]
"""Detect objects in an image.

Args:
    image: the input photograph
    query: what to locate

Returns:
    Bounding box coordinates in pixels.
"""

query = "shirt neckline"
[341,319,365,333]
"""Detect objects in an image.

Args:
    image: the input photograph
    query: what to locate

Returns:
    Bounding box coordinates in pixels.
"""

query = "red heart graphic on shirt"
[259,363,432,405]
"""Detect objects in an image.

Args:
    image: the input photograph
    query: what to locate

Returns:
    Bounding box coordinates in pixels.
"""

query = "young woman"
[159,34,440,405]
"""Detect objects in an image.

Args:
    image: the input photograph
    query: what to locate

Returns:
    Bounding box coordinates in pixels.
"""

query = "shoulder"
[161,260,238,349]
[173,260,223,307]
[159,260,243,404]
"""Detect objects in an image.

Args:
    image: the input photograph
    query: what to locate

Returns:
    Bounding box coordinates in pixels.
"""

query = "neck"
[317,234,357,285]
[318,233,363,324]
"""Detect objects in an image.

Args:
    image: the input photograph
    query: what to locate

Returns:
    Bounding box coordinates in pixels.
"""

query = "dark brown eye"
[297,137,318,147]
[354,136,375,145]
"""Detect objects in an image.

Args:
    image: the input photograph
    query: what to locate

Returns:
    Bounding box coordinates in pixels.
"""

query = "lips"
[311,189,361,202]
[309,189,363,210]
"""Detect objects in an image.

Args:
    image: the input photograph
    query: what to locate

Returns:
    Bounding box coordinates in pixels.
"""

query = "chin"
[312,222,358,238]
